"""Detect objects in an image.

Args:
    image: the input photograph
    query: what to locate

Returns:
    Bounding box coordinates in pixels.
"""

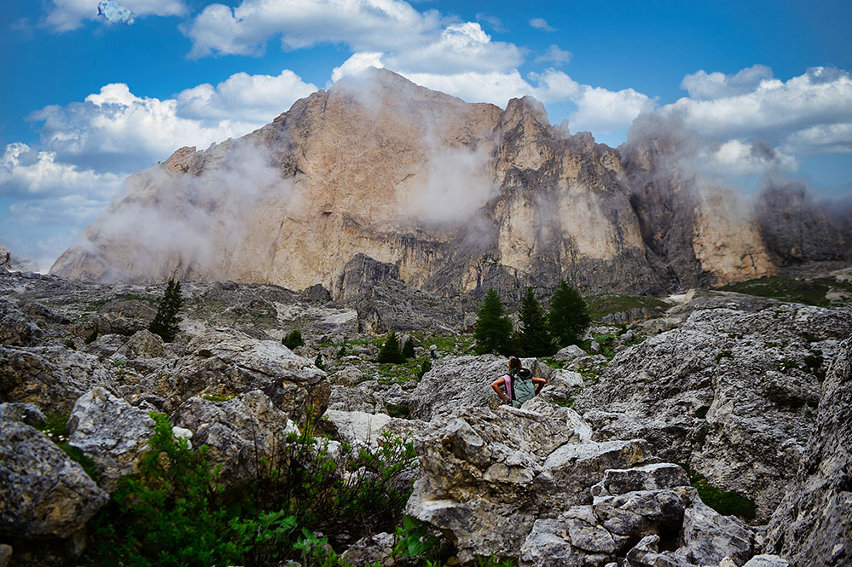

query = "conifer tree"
[377,331,406,363]
[514,288,554,356]
[548,280,591,347]
[402,337,416,359]
[474,288,513,355]
[148,279,183,343]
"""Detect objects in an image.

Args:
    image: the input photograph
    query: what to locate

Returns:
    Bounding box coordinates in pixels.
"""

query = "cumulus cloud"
[666,66,852,150]
[28,72,318,175]
[386,22,523,74]
[680,64,774,100]
[529,17,555,32]
[0,143,124,199]
[183,0,440,58]
[43,0,185,31]
[176,70,318,122]
[331,52,386,82]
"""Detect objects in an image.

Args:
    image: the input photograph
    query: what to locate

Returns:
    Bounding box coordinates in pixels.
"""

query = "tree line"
[474,281,591,357]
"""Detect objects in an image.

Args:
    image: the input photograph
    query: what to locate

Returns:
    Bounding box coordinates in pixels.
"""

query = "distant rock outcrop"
[50,69,844,299]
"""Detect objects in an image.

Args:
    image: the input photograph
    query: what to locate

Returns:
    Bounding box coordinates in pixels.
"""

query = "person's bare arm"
[533,376,546,395]
[491,377,509,404]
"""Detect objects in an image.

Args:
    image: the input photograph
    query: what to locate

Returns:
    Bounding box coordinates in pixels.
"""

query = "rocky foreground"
[1,268,850,566]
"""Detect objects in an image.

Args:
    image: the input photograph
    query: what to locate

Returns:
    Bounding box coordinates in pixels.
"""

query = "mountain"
[50,69,848,299]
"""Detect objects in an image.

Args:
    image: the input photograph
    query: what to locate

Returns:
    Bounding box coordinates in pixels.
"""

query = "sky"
[1,0,851,270]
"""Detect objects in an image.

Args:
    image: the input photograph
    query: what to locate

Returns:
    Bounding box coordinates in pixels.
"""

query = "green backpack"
[509,368,536,408]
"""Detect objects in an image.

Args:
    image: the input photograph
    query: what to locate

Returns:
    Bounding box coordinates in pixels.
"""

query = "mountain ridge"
[50,69,849,300]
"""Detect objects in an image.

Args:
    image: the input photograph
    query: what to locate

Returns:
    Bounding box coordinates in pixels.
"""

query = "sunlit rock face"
[52,69,828,297]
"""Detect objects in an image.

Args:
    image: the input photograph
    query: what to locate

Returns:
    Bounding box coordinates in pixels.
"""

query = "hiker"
[491,356,546,407]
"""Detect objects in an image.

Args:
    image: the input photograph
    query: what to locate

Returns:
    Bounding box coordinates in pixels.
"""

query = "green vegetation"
[148,279,184,342]
[548,280,591,347]
[690,474,757,521]
[377,331,406,364]
[38,412,99,481]
[514,288,554,357]
[584,294,669,321]
[717,276,837,306]
[474,289,514,355]
[402,337,416,359]
[83,412,419,566]
[283,329,305,349]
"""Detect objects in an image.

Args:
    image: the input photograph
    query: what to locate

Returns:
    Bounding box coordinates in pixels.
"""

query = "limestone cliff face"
[50,69,820,297]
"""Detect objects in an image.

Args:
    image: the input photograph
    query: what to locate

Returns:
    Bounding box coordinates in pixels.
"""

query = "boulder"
[0,422,107,538]
[574,305,848,521]
[171,390,297,489]
[0,345,115,414]
[0,402,45,427]
[764,338,852,566]
[114,329,167,360]
[0,299,42,346]
[406,405,653,563]
[152,328,330,419]
[67,386,156,493]
[92,299,157,336]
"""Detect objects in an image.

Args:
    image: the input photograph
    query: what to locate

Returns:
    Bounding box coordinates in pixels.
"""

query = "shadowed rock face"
[50,70,846,299]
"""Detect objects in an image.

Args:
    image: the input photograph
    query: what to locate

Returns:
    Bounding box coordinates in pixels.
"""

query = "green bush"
[38,412,99,481]
[690,474,756,521]
[283,329,305,349]
[402,337,416,359]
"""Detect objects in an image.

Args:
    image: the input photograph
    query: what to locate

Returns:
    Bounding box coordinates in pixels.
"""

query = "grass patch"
[37,412,99,481]
[412,332,476,355]
[584,294,670,321]
[717,277,831,306]
[690,474,756,521]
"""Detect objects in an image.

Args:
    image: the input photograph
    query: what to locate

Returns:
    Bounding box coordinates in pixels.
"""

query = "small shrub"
[37,412,99,481]
[315,353,326,370]
[393,515,441,565]
[386,402,410,419]
[283,329,305,350]
[418,359,432,379]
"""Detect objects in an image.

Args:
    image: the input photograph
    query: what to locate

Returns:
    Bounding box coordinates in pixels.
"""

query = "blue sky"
[1,0,851,269]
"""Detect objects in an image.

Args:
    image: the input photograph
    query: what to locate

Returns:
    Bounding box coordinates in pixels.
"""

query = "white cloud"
[709,139,798,175]
[667,67,852,149]
[331,52,386,82]
[183,0,440,58]
[535,44,572,66]
[0,143,123,198]
[399,69,534,106]
[43,0,185,31]
[387,22,523,74]
[529,17,554,32]
[680,64,774,100]
[176,70,318,122]
[28,76,318,175]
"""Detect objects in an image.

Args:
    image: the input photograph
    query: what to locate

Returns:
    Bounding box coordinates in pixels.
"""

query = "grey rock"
[114,329,167,359]
[741,555,790,567]
[519,518,585,567]
[92,299,157,336]
[0,422,107,538]
[674,498,753,566]
[575,305,850,521]
[0,402,45,427]
[327,383,387,413]
[0,345,115,414]
[67,386,156,493]
[554,344,586,361]
[342,532,395,567]
[171,390,296,489]
[764,338,852,567]
[0,298,42,346]
[591,462,690,497]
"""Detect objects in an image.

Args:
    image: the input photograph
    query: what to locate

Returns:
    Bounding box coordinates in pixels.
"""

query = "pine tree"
[402,337,416,359]
[474,288,513,355]
[148,279,183,343]
[515,288,554,356]
[548,280,591,347]
[377,331,406,364]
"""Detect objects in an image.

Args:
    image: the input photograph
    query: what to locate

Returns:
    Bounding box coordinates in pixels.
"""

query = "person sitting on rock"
[492,356,546,407]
